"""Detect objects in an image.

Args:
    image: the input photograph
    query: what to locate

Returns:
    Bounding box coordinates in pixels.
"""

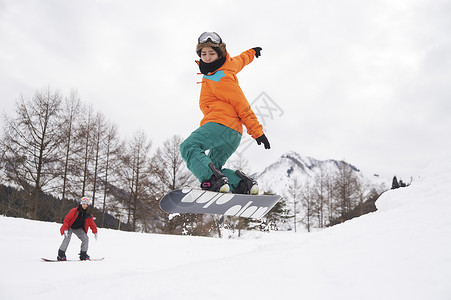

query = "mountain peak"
[280,151,320,170]
[256,151,386,195]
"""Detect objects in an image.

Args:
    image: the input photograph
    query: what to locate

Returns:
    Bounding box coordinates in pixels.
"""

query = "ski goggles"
[80,197,90,205]
[198,32,222,44]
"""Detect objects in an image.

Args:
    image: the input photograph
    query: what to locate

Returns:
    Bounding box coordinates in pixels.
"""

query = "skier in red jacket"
[57,197,98,261]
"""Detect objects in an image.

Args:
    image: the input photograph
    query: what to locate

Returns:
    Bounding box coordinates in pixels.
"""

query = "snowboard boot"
[232,170,259,195]
[200,163,230,193]
[57,249,66,261]
[79,251,90,261]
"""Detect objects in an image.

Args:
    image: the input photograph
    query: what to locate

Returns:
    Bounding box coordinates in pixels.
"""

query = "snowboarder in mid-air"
[180,32,270,195]
[57,197,98,261]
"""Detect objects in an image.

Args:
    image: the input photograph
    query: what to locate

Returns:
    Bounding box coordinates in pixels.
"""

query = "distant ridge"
[255,151,388,196]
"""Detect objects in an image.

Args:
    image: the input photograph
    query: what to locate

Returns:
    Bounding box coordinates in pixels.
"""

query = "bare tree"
[152,135,195,192]
[300,179,316,232]
[225,153,251,174]
[333,162,360,221]
[100,122,122,227]
[1,88,63,219]
[58,90,82,220]
[287,176,302,232]
[355,175,370,216]
[323,171,335,226]
[151,135,198,235]
[119,130,153,231]
[78,105,95,197]
[90,112,107,208]
[313,167,333,228]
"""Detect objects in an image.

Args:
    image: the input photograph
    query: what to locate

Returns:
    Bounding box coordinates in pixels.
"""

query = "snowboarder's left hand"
[252,47,262,58]
[256,134,270,149]
[94,233,98,240]
[63,230,69,238]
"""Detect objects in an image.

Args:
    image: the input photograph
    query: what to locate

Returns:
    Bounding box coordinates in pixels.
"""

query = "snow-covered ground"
[1,155,450,300]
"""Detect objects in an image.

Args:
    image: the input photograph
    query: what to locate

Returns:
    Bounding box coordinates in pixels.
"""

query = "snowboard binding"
[233,170,259,195]
[57,249,66,261]
[201,163,230,193]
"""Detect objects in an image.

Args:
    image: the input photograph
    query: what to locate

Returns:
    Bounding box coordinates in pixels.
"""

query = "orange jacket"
[198,49,264,139]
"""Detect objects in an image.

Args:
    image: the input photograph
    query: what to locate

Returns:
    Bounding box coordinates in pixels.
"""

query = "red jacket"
[60,206,98,235]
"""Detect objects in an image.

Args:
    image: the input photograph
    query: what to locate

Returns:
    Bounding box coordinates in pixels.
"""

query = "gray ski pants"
[59,228,89,252]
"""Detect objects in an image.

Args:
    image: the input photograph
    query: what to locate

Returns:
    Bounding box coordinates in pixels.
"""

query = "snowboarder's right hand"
[256,134,270,149]
[63,230,69,238]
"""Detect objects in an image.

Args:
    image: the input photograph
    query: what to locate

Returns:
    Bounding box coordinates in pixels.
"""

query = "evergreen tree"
[392,176,400,189]
[264,196,289,231]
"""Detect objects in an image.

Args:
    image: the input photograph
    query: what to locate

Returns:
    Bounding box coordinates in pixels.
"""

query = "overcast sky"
[1,0,450,181]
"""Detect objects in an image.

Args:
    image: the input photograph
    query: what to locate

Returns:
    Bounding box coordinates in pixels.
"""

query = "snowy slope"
[256,151,389,195]
[1,155,450,300]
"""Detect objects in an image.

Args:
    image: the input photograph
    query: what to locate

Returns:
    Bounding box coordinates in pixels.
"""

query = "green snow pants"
[180,122,242,189]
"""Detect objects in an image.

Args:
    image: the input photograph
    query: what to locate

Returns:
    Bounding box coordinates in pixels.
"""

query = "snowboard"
[160,188,281,219]
[41,257,104,262]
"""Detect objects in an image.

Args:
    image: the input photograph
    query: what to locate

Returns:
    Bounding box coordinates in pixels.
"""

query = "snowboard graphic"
[160,189,281,219]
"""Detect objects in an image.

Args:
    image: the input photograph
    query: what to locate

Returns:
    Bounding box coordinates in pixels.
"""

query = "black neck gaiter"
[198,56,227,75]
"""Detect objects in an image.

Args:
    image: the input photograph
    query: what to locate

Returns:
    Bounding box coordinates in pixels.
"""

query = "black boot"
[79,251,90,261]
[57,249,66,261]
[232,170,259,195]
[200,163,230,193]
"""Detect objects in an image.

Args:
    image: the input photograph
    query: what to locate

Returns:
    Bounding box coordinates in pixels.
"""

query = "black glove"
[252,47,262,58]
[256,134,270,149]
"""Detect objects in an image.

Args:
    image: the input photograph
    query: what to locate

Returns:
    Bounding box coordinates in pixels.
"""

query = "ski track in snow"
[1,154,451,299]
